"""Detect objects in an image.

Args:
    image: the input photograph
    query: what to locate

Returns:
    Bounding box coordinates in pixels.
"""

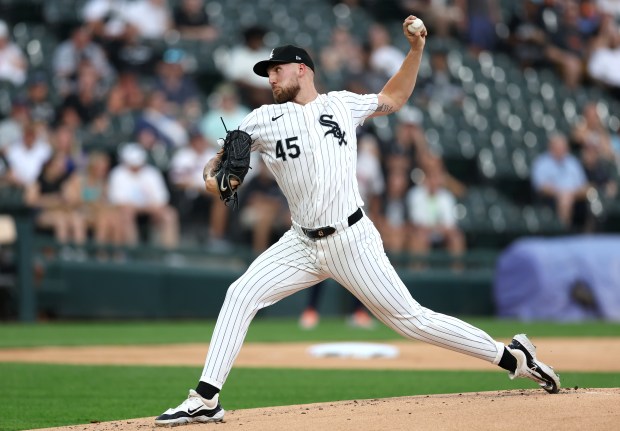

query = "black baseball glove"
[211,129,252,208]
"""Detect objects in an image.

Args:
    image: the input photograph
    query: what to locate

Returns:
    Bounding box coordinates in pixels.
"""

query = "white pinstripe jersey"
[239,91,378,228]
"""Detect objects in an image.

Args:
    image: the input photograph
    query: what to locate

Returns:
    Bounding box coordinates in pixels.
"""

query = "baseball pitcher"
[155,15,560,426]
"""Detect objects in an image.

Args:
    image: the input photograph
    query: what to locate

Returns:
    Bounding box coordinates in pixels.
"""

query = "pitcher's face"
[268,63,301,104]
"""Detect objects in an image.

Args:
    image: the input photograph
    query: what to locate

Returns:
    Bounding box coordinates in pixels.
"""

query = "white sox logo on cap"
[253,45,315,77]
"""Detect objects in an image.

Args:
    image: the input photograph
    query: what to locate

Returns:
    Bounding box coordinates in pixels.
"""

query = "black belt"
[301,208,363,239]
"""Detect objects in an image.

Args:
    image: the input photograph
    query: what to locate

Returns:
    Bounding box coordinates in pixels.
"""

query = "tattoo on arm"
[375,103,394,114]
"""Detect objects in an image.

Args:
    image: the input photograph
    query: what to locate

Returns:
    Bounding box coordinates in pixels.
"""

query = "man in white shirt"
[368,23,406,78]
[121,0,172,39]
[5,124,51,187]
[0,100,29,150]
[0,20,27,86]
[216,26,273,108]
[108,143,179,248]
[407,167,465,257]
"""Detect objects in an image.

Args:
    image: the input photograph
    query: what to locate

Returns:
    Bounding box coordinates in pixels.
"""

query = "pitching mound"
[32,388,620,431]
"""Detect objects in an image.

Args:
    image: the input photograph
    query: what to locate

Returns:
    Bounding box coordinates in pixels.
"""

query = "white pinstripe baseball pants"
[201,214,504,388]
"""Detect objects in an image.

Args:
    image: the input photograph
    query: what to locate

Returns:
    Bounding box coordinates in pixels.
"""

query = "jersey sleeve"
[337,91,379,127]
[238,110,263,152]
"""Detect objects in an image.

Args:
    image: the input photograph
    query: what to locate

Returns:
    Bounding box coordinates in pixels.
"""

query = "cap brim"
[253,60,287,77]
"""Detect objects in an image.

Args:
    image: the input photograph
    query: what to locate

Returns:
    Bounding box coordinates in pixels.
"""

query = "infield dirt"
[4,338,619,430]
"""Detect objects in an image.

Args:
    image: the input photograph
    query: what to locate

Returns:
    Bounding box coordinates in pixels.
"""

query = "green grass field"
[1,318,619,348]
[1,318,619,431]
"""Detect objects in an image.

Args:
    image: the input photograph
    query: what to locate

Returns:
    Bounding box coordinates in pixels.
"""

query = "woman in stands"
[78,151,124,253]
[25,152,87,259]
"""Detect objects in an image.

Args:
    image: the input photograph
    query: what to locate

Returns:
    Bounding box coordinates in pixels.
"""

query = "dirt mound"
[32,388,620,431]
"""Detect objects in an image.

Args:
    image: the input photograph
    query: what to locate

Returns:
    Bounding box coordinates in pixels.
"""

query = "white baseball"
[407,18,425,34]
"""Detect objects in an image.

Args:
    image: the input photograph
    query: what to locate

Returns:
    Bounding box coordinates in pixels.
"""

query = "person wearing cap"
[0,20,27,86]
[108,143,179,248]
[154,48,201,120]
[156,15,559,427]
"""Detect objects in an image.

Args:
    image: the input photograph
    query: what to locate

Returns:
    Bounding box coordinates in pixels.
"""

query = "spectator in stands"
[133,127,170,171]
[418,150,467,198]
[106,82,130,117]
[544,1,588,89]
[463,0,502,54]
[168,129,228,247]
[217,26,273,108]
[154,49,201,123]
[52,25,114,97]
[587,13,620,91]
[112,28,160,75]
[507,0,549,68]
[531,132,590,228]
[356,133,385,222]
[135,91,189,149]
[82,0,127,47]
[109,72,146,112]
[319,26,364,89]
[58,62,107,129]
[0,150,10,186]
[25,72,55,125]
[346,43,387,95]
[78,151,123,248]
[0,99,29,150]
[25,152,87,252]
[579,0,604,37]
[50,125,80,175]
[0,20,27,86]
[385,105,428,175]
[598,0,620,20]
[367,23,405,79]
[419,45,464,108]
[377,166,411,253]
[121,0,172,40]
[4,123,51,188]
[238,160,290,253]
[580,143,618,201]
[572,101,615,162]
[173,0,218,41]
[407,167,465,262]
[108,143,179,248]
[199,83,250,145]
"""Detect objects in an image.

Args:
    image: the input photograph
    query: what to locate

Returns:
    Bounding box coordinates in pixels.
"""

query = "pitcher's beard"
[273,83,301,104]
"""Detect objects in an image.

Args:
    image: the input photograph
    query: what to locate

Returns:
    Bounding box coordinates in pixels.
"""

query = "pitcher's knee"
[224,280,262,310]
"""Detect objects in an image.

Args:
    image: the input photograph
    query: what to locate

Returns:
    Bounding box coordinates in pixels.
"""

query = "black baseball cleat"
[155,389,225,426]
[506,334,561,394]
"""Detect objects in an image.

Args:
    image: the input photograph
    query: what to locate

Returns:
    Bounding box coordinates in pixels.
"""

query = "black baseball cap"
[253,45,315,77]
